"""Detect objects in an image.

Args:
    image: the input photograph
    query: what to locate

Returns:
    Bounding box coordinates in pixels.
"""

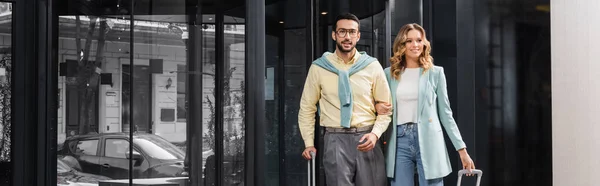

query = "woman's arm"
[435,67,466,150]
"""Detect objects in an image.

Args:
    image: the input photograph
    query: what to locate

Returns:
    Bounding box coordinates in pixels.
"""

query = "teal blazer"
[384,66,466,179]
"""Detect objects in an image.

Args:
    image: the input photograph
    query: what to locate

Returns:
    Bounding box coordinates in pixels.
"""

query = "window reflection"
[265,34,279,185]
[222,16,245,186]
[75,140,99,156]
[57,1,133,184]
[201,20,217,185]
[283,28,308,186]
[134,137,185,160]
[105,139,129,158]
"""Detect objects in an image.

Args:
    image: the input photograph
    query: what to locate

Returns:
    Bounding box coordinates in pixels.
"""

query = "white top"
[395,68,420,125]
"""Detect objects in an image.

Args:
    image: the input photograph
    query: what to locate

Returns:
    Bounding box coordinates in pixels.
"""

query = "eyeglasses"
[335,29,358,38]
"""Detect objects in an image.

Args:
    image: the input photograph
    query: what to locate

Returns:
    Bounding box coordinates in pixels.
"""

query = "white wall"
[551,0,600,185]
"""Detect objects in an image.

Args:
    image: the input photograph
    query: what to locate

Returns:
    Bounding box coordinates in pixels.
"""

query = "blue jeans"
[391,123,443,186]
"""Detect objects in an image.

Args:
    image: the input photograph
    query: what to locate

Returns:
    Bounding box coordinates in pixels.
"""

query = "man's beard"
[336,40,355,53]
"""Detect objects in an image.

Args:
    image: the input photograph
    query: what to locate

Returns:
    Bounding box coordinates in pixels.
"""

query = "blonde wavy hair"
[390,23,433,80]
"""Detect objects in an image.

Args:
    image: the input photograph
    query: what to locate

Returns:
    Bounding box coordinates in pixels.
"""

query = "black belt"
[325,125,373,133]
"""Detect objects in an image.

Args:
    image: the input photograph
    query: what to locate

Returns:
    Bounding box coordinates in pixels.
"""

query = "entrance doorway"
[121,65,151,133]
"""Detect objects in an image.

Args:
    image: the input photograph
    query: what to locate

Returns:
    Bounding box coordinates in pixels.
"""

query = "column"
[551,0,600,185]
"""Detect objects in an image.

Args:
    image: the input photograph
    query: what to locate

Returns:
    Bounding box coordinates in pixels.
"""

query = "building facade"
[3,0,587,186]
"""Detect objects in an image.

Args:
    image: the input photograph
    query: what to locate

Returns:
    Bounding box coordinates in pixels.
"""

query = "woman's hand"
[375,102,392,115]
[458,148,476,176]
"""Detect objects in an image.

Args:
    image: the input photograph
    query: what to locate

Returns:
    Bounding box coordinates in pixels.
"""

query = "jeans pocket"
[396,125,406,138]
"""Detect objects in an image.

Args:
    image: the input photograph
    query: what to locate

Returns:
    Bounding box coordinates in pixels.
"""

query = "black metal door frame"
[13,0,59,185]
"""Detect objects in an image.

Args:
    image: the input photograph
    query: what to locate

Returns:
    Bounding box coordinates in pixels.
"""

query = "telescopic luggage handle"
[457,169,483,186]
[307,152,316,186]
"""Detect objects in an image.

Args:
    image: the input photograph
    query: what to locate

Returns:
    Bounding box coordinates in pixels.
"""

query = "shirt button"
[429,118,433,122]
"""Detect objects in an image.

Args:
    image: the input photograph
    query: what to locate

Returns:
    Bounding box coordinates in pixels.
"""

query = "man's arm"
[298,65,321,148]
[370,63,393,138]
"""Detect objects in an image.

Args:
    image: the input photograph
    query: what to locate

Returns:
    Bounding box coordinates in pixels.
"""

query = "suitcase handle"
[457,169,483,186]
[307,152,316,186]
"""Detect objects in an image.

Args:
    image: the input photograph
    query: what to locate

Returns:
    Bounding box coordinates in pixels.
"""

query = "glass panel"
[282,28,308,186]
[487,2,551,185]
[373,11,386,64]
[390,0,421,45]
[105,139,128,159]
[357,16,373,54]
[129,3,191,184]
[202,17,217,186]
[222,14,245,186]
[134,137,185,160]
[128,4,222,186]
[0,2,11,185]
[265,32,279,186]
[264,1,309,185]
[357,10,385,62]
[57,1,132,184]
[77,140,99,156]
[281,27,309,186]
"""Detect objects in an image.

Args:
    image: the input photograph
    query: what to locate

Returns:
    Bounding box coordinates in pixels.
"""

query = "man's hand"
[357,133,378,152]
[302,146,317,160]
[458,148,476,176]
[375,102,392,115]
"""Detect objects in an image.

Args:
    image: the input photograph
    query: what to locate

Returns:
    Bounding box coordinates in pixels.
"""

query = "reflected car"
[57,133,187,179]
[57,157,111,185]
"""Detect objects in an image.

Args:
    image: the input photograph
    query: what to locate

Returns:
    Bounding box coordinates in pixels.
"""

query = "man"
[298,13,392,186]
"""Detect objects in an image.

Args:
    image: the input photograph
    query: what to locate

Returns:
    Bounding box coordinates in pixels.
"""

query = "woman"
[376,23,475,186]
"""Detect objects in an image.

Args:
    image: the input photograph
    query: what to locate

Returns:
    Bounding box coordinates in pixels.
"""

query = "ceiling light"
[535,4,550,12]
[321,12,328,15]
[279,21,284,24]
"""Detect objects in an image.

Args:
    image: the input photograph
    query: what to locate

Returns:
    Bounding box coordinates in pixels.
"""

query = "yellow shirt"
[298,50,392,148]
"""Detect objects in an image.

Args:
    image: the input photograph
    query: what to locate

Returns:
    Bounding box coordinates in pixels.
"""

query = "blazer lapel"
[417,68,428,121]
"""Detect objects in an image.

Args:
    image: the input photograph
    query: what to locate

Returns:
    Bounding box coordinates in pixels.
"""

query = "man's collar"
[333,49,359,64]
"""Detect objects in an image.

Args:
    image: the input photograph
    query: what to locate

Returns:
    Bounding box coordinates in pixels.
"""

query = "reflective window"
[134,137,185,160]
[105,139,128,159]
[201,17,217,186]
[76,140,99,156]
[57,1,134,184]
[222,13,246,186]
[55,1,247,185]
[422,0,551,185]
[176,64,186,122]
[282,27,309,186]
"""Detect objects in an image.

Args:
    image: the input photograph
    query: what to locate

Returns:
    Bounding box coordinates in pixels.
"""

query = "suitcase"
[307,152,316,186]
[456,169,483,186]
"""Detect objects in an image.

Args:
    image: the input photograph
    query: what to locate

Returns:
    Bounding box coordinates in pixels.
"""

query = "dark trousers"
[323,130,387,186]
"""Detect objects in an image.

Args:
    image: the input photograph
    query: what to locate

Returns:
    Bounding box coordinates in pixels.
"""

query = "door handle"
[107,125,110,131]
[102,164,111,169]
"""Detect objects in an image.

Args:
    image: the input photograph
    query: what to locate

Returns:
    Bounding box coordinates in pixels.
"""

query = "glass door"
[54,0,250,185]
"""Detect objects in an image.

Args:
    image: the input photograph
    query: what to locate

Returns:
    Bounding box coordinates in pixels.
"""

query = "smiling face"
[403,29,424,60]
[332,19,361,53]
[390,23,433,79]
